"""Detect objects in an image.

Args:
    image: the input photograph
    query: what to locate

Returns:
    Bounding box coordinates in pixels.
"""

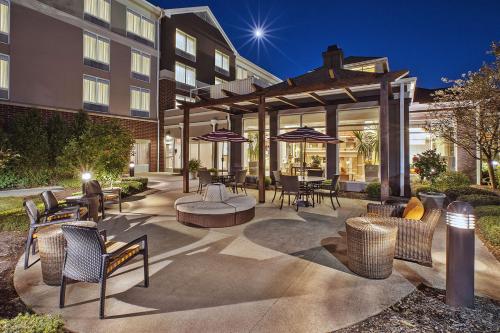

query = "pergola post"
[182,106,190,193]
[379,80,390,202]
[258,95,266,203]
[229,114,243,172]
[325,105,339,178]
[269,111,278,174]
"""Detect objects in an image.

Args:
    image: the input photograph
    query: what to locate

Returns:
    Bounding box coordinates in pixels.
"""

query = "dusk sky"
[154,0,500,88]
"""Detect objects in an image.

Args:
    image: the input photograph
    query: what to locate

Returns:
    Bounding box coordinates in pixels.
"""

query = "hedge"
[477,216,500,247]
[475,205,500,218]
[444,186,498,202]
[0,313,64,333]
[457,194,500,207]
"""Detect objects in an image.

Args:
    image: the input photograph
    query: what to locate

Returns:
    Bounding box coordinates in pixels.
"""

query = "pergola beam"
[344,88,358,102]
[221,89,237,97]
[229,103,254,113]
[307,92,327,105]
[275,96,300,108]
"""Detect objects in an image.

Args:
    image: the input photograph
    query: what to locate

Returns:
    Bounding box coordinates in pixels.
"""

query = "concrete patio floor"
[14,174,500,333]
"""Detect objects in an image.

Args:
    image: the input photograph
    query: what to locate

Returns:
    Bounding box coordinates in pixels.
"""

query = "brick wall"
[0,103,160,172]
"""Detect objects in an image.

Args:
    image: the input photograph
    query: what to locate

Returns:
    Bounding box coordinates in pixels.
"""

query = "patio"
[13,174,500,333]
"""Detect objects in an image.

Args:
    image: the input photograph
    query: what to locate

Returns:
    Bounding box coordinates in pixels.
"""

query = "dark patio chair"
[23,199,74,269]
[279,175,314,211]
[60,224,149,319]
[40,191,88,222]
[315,175,341,209]
[271,170,282,203]
[228,169,247,195]
[197,170,213,194]
[84,180,121,219]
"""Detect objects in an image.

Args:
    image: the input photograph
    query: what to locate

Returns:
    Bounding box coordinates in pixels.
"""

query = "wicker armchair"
[23,200,75,269]
[84,180,121,219]
[40,191,88,222]
[60,224,149,319]
[364,203,442,266]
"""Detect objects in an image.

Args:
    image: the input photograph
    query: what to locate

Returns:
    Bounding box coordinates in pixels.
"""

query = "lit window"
[236,66,248,80]
[84,0,110,23]
[175,94,195,109]
[127,9,155,43]
[175,62,196,86]
[83,31,110,66]
[350,64,376,73]
[0,0,9,38]
[215,50,229,71]
[83,75,109,107]
[214,77,226,85]
[175,29,196,56]
[131,49,151,80]
[130,87,150,117]
[0,53,8,99]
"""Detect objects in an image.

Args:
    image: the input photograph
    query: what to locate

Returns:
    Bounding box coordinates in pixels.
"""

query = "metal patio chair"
[279,175,314,211]
[40,191,88,222]
[197,170,213,194]
[228,169,248,195]
[60,224,149,319]
[271,170,282,203]
[314,175,341,209]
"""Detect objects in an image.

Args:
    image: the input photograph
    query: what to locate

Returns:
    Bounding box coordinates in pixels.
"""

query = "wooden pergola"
[178,66,409,203]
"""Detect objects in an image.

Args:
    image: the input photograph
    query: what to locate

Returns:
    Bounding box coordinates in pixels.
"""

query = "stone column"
[230,114,243,172]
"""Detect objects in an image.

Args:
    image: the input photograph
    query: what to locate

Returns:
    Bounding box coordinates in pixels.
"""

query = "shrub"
[434,171,471,191]
[122,177,148,188]
[445,186,498,201]
[475,205,500,218]
[116,180,146,197]
[264,176,272,187]
[366,182,381,200]
[0,313,64,333]
[477,216,500,247]
[0,169,20,189]
[411,149,447,184]
[457,194,500,207]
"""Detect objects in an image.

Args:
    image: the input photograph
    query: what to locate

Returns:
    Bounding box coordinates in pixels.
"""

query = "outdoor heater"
[129,162,135,177]
[446,200,475,308]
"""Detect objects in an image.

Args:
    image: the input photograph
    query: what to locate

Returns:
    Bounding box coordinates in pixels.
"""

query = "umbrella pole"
[303,139,306,176]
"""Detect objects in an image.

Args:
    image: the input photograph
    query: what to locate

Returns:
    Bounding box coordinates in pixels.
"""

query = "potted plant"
[412,149,447,209]
[247,132,259,176]
[310,155,322,169]
[353,130,379,182]
[188,159,201,180]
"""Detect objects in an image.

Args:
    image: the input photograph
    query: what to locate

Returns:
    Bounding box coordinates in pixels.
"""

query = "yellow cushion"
[105,241,140,274]
[46,207,88,221]
[104,193,119,201]
[402,197,425,220]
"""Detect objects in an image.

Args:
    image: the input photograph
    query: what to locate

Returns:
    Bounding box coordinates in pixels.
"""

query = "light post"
[129,162,135,177]
[81,172,92,195]
[446,200,475,308]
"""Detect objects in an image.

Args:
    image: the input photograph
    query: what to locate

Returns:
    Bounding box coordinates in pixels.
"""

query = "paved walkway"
[14,174,500,333]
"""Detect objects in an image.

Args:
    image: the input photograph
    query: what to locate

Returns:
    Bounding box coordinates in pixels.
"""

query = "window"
[83,75,109,112]
[0,0,9,42]
[349,64,376,73]
[126,9,155,43]
[130,87,150,117]
[236,66,248,80]
[215,50,229,71]
[84,0,110,23]
[175,94,195,109]
[175,62,196,86]
[131,49,150,81]
[0,53,8,99]
[214,77,226,85]
[175,29,196,57]
[83,31,110,70]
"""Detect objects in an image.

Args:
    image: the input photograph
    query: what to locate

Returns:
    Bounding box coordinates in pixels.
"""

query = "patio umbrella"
[271,126,343,176]
[194,128,250,173]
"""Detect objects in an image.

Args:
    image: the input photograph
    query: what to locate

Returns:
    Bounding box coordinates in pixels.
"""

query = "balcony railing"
[189,76,273,102]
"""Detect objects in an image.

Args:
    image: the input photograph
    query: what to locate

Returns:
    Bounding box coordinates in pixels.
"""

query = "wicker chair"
[271,170,282,203]
[228,170,248,195]
[23,200,75,269]
[84,180,121,219]
[315,175,341,209]
[364,203,442,266]
[60,224,149,319]
[40,191,88,222]
[197,170,213,194]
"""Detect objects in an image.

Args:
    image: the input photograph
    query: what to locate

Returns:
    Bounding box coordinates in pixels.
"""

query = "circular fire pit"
[174,184,256,228]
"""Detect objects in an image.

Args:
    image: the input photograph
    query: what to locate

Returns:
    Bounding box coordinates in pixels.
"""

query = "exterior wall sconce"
[81,172,92,194]
[446,200,475,308]
[129,162,135,177]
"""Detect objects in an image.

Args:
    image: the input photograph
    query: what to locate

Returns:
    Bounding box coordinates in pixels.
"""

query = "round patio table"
[297,176,326,207]
[65,194,100,222]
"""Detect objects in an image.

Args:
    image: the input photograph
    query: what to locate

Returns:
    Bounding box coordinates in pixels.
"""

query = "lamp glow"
[129,162,135,168]
[81,172,91,181]
[446,201,475,229]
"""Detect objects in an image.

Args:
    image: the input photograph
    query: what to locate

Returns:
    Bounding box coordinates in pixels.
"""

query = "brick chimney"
[322,45,344,69]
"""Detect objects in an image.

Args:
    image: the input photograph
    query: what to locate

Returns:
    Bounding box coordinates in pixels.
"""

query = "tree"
[46,114,70,166]
[58,120,135,185]
[427,42,500,189]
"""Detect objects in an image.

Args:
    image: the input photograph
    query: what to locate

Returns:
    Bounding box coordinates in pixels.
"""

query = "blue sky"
[154,0,500,88]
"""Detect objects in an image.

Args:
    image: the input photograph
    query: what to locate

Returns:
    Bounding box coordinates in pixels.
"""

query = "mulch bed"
[335,284,500,333]
[0,231,30,318]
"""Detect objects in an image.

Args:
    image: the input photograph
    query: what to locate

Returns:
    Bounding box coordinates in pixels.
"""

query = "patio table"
[297,176,326,207]
[212,173,234,184]
[65,194,100,222]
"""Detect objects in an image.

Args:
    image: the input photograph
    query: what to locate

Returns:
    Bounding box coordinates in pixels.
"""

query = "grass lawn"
[0,196,42,232]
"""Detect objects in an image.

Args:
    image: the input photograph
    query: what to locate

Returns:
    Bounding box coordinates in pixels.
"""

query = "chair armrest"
[104,235,147,259]
[99,230,107,242]
[32,219,71,228]
[366,203,402,217]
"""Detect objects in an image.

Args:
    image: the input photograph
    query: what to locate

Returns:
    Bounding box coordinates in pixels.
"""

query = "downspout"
[399,82,405,196]
[156,10,164,173]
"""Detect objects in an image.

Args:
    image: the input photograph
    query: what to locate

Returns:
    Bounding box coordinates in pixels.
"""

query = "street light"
[446,200,475,308]
[129,162,135,177]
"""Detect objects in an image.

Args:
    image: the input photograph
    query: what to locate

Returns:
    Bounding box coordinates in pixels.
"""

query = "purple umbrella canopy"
[271,126,343,143]
[194,128,250,143]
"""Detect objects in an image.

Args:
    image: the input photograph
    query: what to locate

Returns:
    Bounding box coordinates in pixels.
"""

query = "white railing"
[190,77,273,101]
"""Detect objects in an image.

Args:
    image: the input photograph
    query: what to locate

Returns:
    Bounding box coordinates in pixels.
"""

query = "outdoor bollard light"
[446,200,475,308]
[81,172,92,194]
[129,162,135,177]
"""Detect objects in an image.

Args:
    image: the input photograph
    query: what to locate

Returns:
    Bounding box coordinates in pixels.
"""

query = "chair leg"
[243,185,247,195]
[280,193,284,209]
[335,193,341,207]
[119,197,122,212]
[143,251,149,288]
[24,229,34,269]
[59,275,67,308]
[288,194,291,206]
[272,187,277,202]
[99,261,108,319]
[330,195,336,210]
[295,194,299,211]
[31,238,37,255]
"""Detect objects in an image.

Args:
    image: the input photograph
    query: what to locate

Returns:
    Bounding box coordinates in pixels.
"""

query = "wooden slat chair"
[60,224,149,319]
[40,191,88,223]
[84,180,121,219]
[23,199,76,269]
